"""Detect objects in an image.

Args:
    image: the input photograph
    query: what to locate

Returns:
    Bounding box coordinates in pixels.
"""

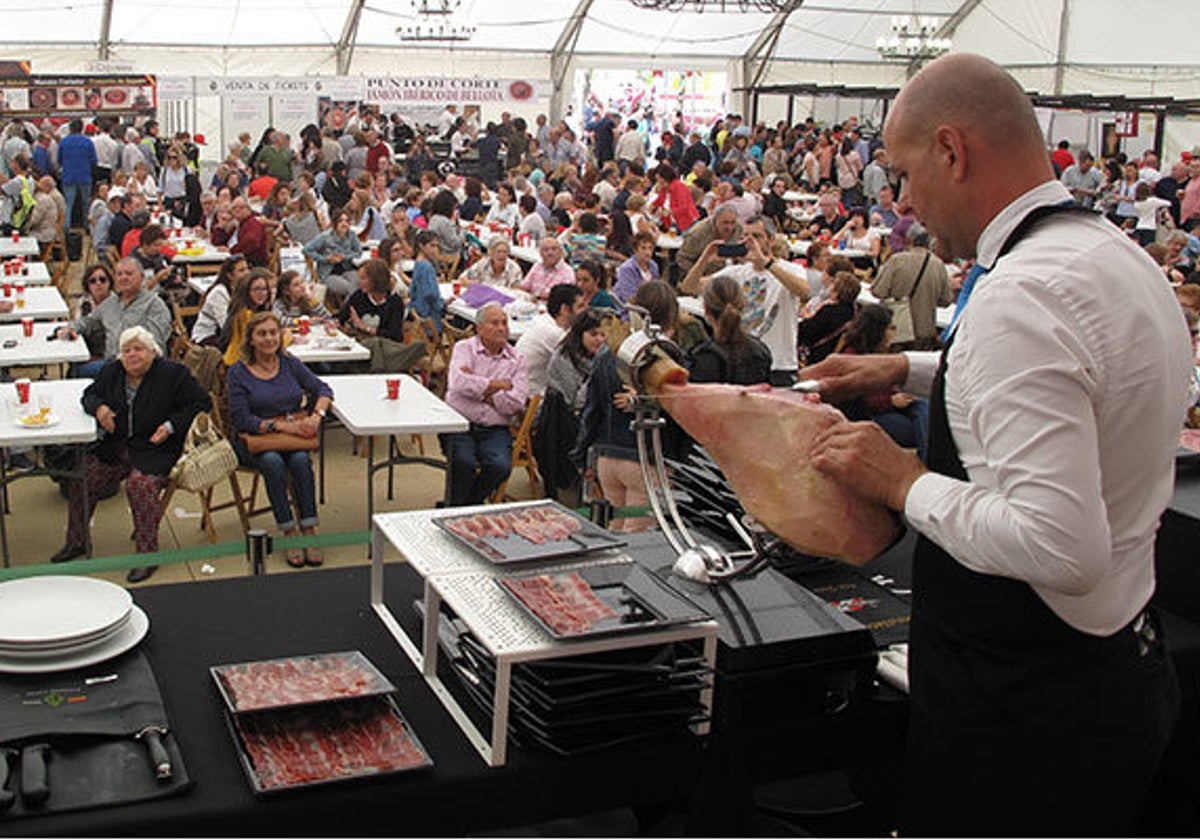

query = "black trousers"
[904,608,1179,837]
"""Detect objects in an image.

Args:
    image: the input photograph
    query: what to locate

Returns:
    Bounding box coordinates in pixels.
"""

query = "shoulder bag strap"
[907,250,932,302]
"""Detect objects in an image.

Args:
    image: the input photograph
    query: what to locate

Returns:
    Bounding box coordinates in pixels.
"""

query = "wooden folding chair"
[490,393,542,503]
[435,252,461,284]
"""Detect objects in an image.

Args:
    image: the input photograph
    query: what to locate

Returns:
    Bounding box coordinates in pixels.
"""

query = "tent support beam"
[1053,0,1071,95]
[335,0,367,76]
[550,0,596,124]
[97,0,115,60]
[741,0,804,114]
[907,0,982,78]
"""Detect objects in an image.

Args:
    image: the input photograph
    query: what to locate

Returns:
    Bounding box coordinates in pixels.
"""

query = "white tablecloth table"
[0,379,98,564]
[0,237,41,258]
[2,261,53,285]
[0,322,89,369]
[0,287,69,322]
[510,244,540,265]
[441,283,534,341]
[286,331,370,365]
[320,373,468,521]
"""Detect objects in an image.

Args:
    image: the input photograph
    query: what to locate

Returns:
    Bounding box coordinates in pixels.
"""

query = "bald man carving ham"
[797,54,1190,836]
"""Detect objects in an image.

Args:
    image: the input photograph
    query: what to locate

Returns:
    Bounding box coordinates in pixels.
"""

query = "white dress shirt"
[514,313,565,395]
[903,181,1193,635]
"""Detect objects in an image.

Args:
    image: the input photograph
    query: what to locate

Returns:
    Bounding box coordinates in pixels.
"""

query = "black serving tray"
[497,564,710,640]
[224,694,432,796]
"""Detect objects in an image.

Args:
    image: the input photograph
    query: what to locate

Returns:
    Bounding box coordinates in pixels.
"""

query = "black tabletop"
[0,564,706,837]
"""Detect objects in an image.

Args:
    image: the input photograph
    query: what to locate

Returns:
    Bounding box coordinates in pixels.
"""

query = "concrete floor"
[3,259,536,588]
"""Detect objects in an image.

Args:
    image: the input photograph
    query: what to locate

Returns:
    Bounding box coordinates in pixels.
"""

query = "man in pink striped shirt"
[520,236,575,300]
[442,303,530,505]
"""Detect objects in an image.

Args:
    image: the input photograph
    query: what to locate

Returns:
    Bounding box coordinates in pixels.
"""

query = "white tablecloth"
[0,322,89,368]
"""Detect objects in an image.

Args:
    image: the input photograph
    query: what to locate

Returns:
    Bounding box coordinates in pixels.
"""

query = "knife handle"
[0,748,15,812]
[20,744,49,808]
[142,731,172,782]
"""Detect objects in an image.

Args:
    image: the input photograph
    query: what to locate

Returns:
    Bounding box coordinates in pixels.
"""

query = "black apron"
[904,205,1179,837]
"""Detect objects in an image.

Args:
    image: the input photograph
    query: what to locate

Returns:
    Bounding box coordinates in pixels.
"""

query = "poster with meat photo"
[318,96,358,134]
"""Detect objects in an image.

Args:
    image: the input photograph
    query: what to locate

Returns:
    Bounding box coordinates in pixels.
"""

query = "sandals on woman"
[303,548,324,567]
[285,548,306,569]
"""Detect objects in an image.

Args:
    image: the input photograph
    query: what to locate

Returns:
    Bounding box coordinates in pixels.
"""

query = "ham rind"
[653,372,899,565]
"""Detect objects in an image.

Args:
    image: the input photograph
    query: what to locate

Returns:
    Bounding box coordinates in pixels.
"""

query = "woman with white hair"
[50,326,211,583]
[458,236,523,287]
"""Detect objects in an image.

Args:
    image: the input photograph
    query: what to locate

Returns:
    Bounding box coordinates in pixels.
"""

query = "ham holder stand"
[615,308,772,585]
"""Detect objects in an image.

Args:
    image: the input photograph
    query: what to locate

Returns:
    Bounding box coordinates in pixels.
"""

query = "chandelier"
[397,0,475,42]
[875,16,951,61]
[629,0,794,12]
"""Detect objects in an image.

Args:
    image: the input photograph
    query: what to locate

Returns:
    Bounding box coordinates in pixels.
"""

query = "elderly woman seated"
[50,326,211,583]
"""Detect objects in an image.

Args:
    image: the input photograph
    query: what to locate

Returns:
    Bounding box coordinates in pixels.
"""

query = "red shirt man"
[1051,140,1075,173]
[365,129,391,175]
[211,197,269,267]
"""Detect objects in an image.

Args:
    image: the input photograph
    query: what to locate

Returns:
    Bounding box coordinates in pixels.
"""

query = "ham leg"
[646,360,899,565]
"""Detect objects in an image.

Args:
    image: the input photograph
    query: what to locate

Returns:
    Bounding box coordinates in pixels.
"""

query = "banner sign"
[198,77,323,96]
[0,74,156,118]
[156,76,193,100]
[1113,111,1138,137]
[362,76,541,106]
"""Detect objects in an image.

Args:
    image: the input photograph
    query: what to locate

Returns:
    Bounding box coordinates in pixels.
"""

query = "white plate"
[0,576,132,645]
[0,612,133,657]
[0,606,149,674]
[12,412,60,429]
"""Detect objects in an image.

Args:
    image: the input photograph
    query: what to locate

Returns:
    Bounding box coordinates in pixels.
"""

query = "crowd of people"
[2,90,1198,575]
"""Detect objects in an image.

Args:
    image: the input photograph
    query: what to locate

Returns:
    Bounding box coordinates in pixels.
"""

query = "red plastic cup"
[371,247,379,259]
[2,281,10,298]
[386,377,401,400]
[14,379,30,404]
[297,315,310,336]
[14,282,25,296]
[175,227,183,238]
[452,281,462,297]
[20,316,33,338]
[10,232,18,243]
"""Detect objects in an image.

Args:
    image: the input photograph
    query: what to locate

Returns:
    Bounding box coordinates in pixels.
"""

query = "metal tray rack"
[371,503,720,767]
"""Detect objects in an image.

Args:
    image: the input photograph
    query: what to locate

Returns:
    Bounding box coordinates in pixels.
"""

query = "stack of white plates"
[0,576,150,674]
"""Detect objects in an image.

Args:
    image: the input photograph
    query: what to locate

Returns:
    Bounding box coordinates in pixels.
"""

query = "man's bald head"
[886,53,1045,162]
[883,53,1055,259]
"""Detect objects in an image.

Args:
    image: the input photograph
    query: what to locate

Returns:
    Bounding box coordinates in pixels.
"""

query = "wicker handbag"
[170,411,237,492]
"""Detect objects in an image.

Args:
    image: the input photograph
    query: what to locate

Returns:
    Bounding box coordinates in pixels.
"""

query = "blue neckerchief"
[940,262,987,342]
[940,200,1079,343]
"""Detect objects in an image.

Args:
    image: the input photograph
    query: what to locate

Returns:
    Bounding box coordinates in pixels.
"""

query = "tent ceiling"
[0,0,1197,91]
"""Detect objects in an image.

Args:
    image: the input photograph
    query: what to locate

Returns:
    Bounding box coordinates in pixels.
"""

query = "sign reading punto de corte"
[362,77,542,106]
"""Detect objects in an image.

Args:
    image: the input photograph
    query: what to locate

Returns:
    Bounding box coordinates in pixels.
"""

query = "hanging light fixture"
[397,0,476,42]
[628,0,793,12]
[875,16,951,61]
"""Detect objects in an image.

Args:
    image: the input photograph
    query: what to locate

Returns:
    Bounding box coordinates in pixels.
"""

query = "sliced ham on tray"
[502,572,618,636]
[645,360,900,565]
[237,699,429,790]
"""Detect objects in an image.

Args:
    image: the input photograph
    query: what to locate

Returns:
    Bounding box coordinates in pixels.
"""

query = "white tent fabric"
[2,0,1197,99]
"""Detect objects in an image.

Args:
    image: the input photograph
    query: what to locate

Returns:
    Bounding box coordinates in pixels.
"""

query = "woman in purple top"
[227,311,334,568]
[612,231,660,304]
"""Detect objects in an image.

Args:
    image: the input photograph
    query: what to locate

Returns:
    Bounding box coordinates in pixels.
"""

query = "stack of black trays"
[426,605,712,757]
